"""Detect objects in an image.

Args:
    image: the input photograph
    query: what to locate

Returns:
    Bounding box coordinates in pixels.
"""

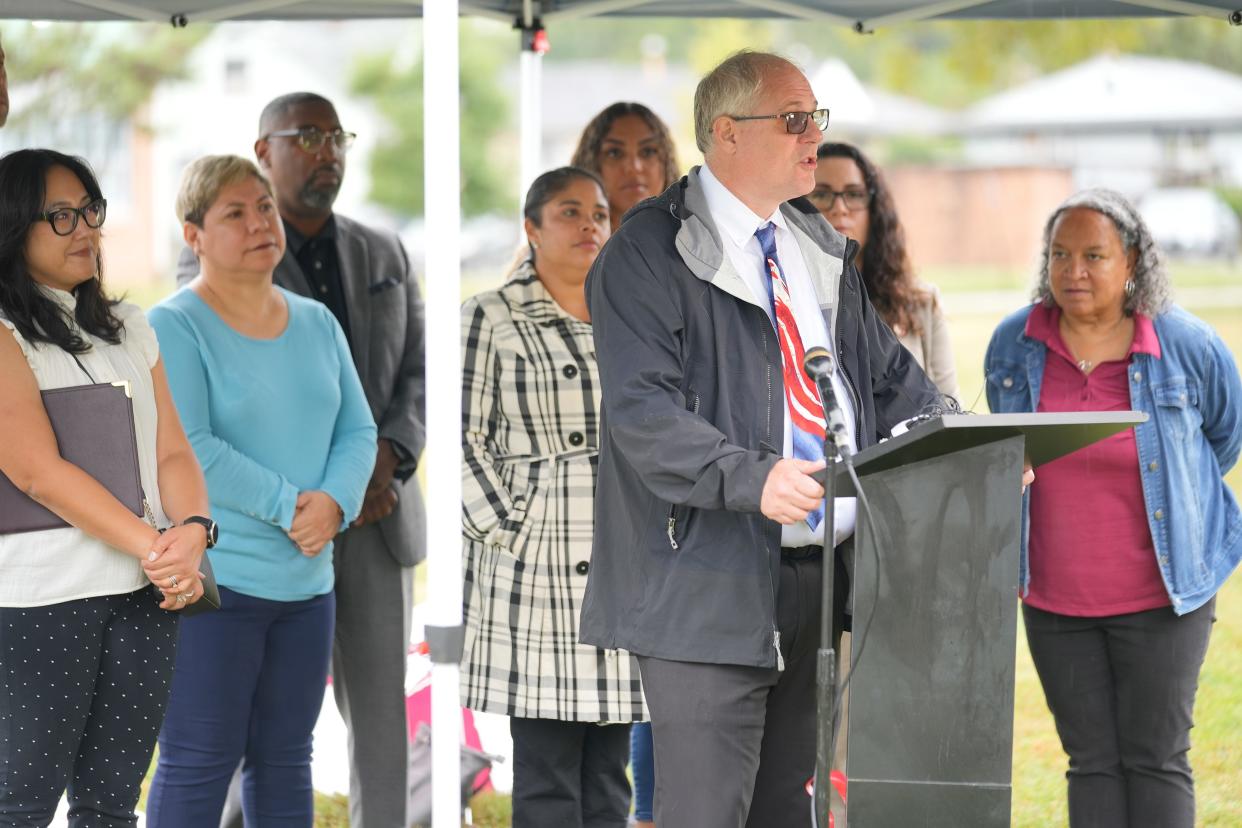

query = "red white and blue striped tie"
[755,222,827,530]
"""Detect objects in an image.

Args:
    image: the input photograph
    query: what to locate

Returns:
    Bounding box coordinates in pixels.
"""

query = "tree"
[351,21,513,219]
[0,22,210,126]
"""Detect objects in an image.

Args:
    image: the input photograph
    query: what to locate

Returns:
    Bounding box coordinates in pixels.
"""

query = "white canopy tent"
[2,2,1239,826]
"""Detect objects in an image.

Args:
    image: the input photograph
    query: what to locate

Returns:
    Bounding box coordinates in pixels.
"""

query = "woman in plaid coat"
[461,167,644,827]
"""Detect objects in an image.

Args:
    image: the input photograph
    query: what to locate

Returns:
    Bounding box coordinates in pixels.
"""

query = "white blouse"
[0,287,165,607]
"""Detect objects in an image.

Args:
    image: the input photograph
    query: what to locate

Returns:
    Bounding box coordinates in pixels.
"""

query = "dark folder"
[1,380,221,616]
[0,381,145,533]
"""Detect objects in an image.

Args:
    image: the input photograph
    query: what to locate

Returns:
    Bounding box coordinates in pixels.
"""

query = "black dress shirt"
[284,215,353,346]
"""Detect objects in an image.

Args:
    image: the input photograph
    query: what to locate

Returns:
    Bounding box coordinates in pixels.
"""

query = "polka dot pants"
[0,587,178,827]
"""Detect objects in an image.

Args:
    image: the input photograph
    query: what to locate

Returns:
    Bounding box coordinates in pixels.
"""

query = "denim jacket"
[985,303,1242,615]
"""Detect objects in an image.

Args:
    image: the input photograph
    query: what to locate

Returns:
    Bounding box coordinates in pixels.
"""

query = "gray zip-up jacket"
[579,168,942,668]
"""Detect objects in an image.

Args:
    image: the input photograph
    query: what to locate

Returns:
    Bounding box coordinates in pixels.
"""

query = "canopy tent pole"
[422,2,466,827]
[518,42,543,208]
[518,1,546,225]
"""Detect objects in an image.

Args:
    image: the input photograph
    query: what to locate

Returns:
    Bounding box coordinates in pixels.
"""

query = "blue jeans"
[630,721,655,821]
[146,587,335,828]
[0,588,178,827]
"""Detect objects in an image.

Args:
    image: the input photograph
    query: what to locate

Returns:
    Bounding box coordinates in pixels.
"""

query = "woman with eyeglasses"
[461,167,644,828]
[812,142,959,400]
[144,155,376,828]
[0,148,211,824]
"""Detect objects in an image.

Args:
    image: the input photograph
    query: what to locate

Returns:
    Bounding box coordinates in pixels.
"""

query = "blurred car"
[1138,187,1241,261]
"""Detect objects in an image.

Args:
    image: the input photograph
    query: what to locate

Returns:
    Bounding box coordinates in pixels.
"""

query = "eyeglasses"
[728,108,830,135]
[264,126,357,154]
[38,198,107,236]
[808,187,872,212]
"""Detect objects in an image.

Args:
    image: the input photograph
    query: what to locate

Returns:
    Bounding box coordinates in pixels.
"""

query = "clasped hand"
[352,439,400,528]
[144,523,207,611]
[289,490,343,556]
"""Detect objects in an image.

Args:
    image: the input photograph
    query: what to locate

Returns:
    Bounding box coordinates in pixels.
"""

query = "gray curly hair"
[1033,188,1172,317]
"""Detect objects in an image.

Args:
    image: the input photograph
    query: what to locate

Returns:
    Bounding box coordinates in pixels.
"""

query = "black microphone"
[803,346,852,458]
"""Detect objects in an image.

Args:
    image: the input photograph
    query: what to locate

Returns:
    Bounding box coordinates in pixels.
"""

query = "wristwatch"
[181,516,218,549]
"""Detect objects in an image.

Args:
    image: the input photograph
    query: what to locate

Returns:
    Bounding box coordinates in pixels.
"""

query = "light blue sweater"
[149,287,377,601]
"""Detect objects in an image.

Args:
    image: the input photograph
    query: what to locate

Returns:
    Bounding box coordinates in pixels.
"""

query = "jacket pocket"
[484,461,550,561]
[665,389,701,550]
[985,362,1029,412]
[1152,378,1202,442]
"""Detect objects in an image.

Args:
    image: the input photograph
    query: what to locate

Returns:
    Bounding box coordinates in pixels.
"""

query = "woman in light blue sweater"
[145,155,376,827]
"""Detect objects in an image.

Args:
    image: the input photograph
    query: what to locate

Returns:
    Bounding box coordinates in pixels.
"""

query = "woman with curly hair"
[984,189,1241,827]
[812,142,959,400]
[572,102,679,233]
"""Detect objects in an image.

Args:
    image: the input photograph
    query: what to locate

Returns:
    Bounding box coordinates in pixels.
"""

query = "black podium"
[815,412,1146,827]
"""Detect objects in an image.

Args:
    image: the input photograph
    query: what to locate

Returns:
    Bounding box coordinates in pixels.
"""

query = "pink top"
[1023,304,1170,616]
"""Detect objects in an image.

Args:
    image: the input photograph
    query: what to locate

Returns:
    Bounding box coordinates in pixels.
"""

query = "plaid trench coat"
[460,263,645,722]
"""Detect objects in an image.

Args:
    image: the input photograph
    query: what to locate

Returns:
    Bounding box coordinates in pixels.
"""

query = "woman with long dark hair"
[812,142,959,400]
[573,105,677,826]
[0,148,211,824]
[572,102,679,233]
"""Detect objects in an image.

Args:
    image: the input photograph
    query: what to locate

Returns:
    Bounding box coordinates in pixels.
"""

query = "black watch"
[182,516,218,549]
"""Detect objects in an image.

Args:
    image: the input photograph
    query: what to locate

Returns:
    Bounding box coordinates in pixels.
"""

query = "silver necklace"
[1077,358,1094,373]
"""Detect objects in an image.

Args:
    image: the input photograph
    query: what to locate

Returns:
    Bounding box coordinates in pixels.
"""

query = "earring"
[531,242,540,249]
[1125,278,1136,298]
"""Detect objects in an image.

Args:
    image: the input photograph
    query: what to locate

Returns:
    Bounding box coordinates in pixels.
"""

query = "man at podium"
[579,50,942,828]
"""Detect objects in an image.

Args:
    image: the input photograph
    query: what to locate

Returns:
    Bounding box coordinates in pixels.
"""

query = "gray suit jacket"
[176,214,426,567]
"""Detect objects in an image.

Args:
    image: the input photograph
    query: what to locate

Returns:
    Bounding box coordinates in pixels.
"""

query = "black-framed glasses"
[39,198,107,236]
[264,126,357,154]
[728,108,830,135]
[808,186,872,212]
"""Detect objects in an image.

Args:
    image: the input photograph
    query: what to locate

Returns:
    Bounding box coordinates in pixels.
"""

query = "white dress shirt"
[699,164,857,548]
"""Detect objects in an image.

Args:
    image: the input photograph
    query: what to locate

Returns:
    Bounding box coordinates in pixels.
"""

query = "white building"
[960,54,1242,195]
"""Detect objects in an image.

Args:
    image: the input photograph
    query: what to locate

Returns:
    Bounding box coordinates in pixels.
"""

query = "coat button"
[563,364,579,379]
[1148,461,1159,472]
[1154,509,1164,520]
[1133,371,1143,382]
[575,561,589,575]
[1002,377,1014,388]
[568,431,584,446]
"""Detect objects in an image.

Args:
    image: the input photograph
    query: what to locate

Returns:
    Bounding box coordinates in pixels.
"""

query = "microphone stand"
[813,418,838,828]
[804,347,852,828]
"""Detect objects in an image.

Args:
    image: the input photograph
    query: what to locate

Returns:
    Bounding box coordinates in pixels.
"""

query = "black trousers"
[509,717,632,828]
[1023,599,1215,828]
[638,550,846,828]
[0,588,178,827]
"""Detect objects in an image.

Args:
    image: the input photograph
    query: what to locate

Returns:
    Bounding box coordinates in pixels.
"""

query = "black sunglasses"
[729,109,830,135]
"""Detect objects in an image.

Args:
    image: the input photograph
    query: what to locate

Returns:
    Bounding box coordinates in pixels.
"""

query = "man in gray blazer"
[178,92,425,828]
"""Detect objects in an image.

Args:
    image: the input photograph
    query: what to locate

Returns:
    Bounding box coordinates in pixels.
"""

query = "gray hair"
[1033,188,1172,317]
[693,51,799,154]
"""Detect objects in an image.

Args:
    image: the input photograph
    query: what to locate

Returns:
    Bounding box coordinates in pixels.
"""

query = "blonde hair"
[693,51,798,154]
[176,155,272,227]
